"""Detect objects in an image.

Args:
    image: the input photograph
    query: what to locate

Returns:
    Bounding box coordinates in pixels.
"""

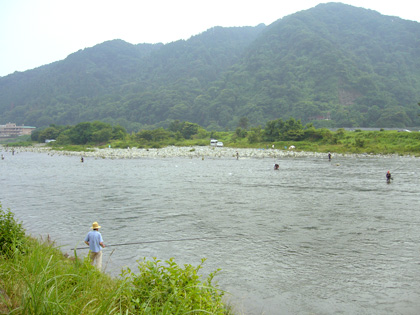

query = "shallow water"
[1,151,420,314]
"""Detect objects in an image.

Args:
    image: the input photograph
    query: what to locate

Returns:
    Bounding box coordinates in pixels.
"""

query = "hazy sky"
[1,0,419,77]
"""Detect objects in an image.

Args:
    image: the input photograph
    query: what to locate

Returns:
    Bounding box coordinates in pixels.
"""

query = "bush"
[355,137,365,147]
[121,257,229,314]
[0,204,26,257]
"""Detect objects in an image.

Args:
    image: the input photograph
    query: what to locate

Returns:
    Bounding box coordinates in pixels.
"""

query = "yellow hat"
[91,222,101,229]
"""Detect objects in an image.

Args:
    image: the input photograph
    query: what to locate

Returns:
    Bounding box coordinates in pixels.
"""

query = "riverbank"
[1,144,413,160]
[0,205,233,314]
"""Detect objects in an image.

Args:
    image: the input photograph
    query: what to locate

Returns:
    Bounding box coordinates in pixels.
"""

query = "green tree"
[248,126,262,143]
[38,126,61,142]
[283,118,304,140]
[135,130,154,141]
[168,120,183,133]
[135,128,172,142]
[264,119,284,141]
[181,122,200,139]
[30,129,41,142]
[235,127,247,138]
[91,128,112,143]
[238,117,249,129]
[112,125,127,140]
[68,122,93,144]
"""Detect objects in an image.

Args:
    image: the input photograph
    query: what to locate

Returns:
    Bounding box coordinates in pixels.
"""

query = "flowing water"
[1,150,420,314]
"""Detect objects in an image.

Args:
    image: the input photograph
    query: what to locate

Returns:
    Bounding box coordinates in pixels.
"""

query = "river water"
[1,150,420,314]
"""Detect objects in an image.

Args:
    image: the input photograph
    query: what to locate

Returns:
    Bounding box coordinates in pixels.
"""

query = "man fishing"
[386,170,392,183]
[84,222,105,270]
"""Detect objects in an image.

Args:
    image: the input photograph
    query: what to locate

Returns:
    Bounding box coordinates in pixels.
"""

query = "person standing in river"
[84,222,105,270]
[386,170,392,183]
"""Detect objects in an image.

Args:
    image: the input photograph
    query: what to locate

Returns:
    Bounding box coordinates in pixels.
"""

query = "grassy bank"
[103,129,420,157]
[2,129,420,157]
[216,129,420,156]
[0,204,232,314]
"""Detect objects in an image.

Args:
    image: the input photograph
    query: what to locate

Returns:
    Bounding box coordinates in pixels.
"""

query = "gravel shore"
[1,144,408,160]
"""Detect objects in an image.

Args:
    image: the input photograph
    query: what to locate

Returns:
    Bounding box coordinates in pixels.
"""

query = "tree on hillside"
[238,117,249,129]
[135,128,172,142]
[168,120,201,139]
[112,125,127,140]
[68,122,93,144]
[263,117,304,141]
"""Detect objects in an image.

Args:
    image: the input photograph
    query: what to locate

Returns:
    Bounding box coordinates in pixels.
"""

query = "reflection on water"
[1,151,420,314]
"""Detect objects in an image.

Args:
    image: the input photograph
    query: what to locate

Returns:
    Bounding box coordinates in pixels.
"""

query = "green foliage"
[38,126,61,142]
[30,124,70,143]
[264,118,305,141]
[0,139,33,146]
[112,125,127,140]
[10,119,420,157]
[121,257,228,314]
[235,127,248,138]
[135,128,172,142]
[237,117,249,129]
[31,121,127,145]
[168,120,201,139]
[355,137,366,147]
[68,122,94,144]
[0,236,129,314]
[0,203,26,257]
[248,126,263,143]
[50,145,95,152]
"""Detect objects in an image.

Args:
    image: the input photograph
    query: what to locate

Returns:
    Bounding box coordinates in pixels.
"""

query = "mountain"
[1,2,419,131]
[211,2,420,128]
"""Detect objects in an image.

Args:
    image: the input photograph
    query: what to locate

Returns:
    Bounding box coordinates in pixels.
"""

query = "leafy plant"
[121,257,229,314]
[0,203,26,257]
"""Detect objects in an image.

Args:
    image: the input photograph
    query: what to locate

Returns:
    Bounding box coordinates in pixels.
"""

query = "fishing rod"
[392,164,406,173]
[387,160,410,180]
[71,236,229,251]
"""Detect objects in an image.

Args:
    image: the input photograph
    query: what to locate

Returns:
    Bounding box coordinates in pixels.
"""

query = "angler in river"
[84,221,105,270]
[386,170,392,183]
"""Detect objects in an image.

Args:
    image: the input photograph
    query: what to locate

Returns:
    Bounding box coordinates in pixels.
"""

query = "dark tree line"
[30,118,318,146]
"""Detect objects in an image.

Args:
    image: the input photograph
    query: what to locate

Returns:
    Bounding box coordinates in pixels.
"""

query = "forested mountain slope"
[196,3,420,129]
[1,2,419,131]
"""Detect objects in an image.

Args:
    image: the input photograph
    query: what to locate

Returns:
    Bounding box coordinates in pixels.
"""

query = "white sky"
[0,0,419,77]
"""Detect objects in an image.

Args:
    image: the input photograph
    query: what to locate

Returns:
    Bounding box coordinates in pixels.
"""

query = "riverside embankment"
[1,144,409,160]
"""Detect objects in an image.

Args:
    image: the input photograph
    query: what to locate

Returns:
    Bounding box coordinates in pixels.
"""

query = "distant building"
[0,123,36,138]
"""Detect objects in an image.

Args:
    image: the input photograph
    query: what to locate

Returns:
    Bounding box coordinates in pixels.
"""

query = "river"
[1,150,420,314]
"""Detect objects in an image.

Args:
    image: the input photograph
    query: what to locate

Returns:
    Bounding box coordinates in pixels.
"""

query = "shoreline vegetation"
[0,204,233,314]
[1,121,420,158]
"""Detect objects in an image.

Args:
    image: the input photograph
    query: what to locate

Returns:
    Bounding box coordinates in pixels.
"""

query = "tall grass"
[0,204,232,314]
[0,235,128,314]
